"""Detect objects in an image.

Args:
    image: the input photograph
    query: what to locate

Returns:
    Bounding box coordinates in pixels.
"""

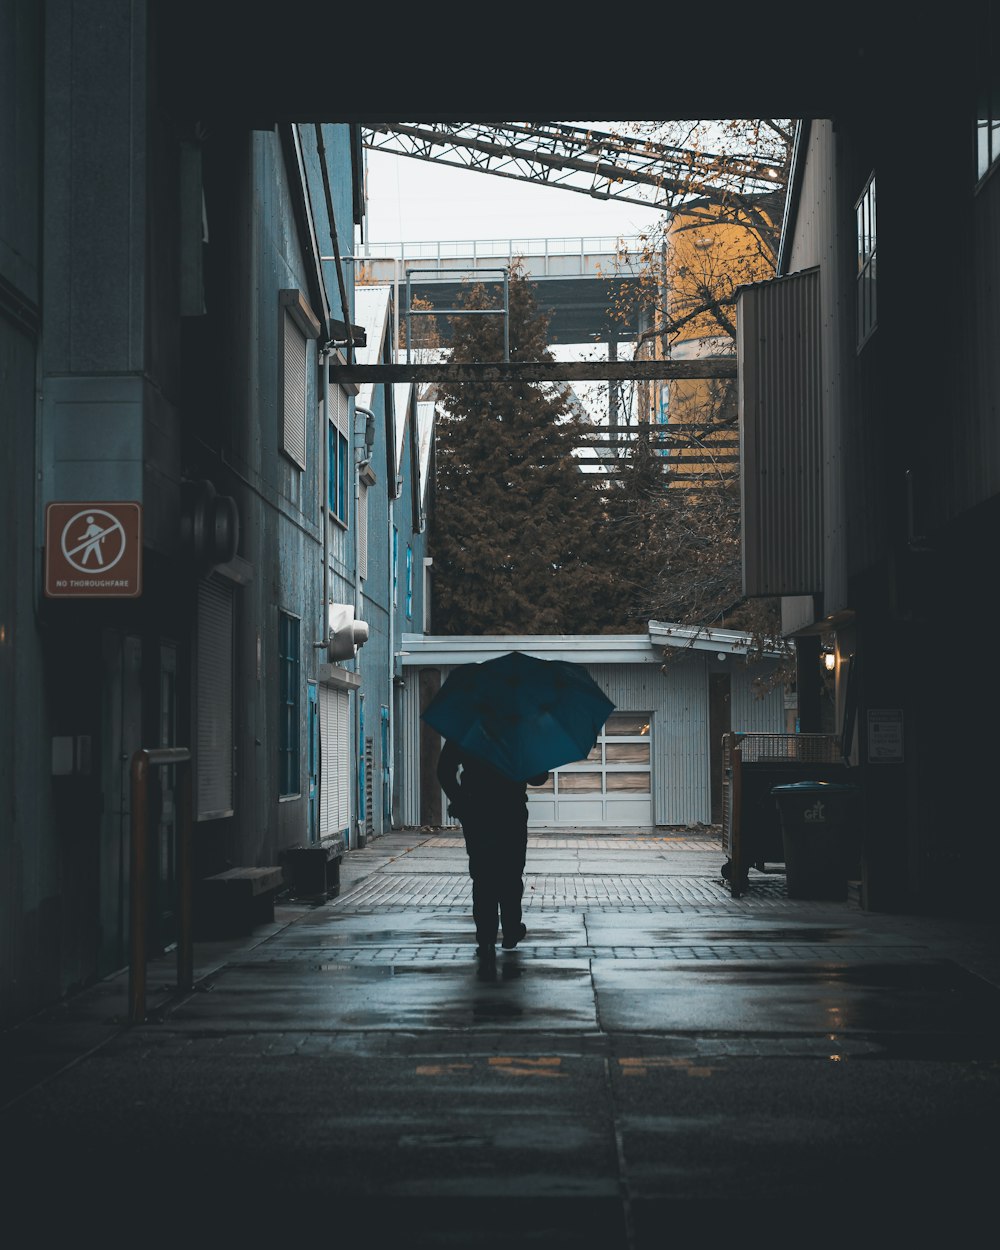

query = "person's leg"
[472,873,500,952]
[464,825,500,953]
[499,823,528,948]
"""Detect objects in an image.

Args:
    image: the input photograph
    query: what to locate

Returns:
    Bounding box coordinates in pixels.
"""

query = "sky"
[358,148,666,248]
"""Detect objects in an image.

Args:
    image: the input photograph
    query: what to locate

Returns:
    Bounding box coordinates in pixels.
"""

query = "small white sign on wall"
[867,709,904,763]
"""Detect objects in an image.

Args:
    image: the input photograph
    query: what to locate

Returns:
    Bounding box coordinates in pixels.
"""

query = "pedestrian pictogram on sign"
[45,502,142,598]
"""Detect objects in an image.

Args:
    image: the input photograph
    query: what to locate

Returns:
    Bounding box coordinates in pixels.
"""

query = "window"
[278,611,300,797]
[657,383,670,424]
[392,525,399,606]
[328,385,350,526]
[405,544,413,619]
[977,109,1000,179]
[855,176,877,349]
[279,290,320,470]
[523,712,653,825]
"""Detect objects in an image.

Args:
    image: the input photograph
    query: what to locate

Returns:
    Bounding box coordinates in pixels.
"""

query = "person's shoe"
[501,923,527,950]
[475,943,496,960]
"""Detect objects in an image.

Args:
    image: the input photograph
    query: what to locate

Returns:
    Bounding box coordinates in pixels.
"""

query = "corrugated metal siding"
[400,675,423,826]
[738,267,823,596]
[730,669,785,733]
[782,119,884,587]
[784,122,837,277]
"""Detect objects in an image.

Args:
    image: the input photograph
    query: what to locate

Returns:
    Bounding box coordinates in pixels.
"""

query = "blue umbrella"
[421,650,615,782]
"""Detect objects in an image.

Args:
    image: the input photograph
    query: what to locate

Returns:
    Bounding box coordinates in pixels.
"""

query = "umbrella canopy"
[421,650,615,782]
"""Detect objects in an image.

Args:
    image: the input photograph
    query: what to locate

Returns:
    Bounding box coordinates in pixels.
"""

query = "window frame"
[328,385,350,527]
[855,175,877,351]
[532,712,652,799]
[278,610,301,799]
[279,289,320,471]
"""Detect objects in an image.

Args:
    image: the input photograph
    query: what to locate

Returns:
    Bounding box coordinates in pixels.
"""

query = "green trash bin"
[770,781,861,900]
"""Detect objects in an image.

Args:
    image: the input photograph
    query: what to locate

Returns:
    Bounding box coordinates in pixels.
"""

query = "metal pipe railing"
[128,747,193,1024]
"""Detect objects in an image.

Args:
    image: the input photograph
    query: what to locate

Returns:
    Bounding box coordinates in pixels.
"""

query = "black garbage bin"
[770,781,861,900]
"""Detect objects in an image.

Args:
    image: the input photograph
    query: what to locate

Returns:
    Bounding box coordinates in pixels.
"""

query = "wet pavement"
[2,829,999,1245]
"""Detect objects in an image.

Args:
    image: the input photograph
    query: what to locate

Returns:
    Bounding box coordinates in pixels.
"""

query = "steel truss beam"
[362,121,786,214]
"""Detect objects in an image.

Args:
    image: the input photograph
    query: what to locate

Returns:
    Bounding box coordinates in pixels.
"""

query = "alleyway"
[3,830,999,1245]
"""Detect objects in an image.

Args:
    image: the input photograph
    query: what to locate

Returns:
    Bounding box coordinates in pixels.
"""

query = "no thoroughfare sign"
[44,502,143,597]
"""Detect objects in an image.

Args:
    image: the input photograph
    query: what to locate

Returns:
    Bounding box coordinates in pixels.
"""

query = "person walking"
[437,739,548,963]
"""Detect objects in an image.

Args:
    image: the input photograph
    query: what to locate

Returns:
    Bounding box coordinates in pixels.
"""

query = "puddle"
[317,932,467,945]
[472,1000,525,1021]
[647,928,856,944]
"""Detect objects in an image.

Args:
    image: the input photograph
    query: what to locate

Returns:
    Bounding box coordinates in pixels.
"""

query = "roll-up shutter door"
[319,685,351,839]
[196,574,234,819]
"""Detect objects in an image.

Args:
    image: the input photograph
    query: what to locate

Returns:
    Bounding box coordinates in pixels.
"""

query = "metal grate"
[733,733,842,764]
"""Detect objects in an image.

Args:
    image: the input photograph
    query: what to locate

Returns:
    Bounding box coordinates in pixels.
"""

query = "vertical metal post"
[128,751,150,1024]
[129,747,193,1024]
[730,744,744,899]
[503,268,510,363]
[405,270,413,364]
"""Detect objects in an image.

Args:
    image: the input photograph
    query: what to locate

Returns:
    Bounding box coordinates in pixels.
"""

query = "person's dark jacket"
[437,740,547,823]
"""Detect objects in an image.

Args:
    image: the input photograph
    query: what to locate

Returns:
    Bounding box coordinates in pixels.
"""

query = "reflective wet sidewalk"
[3,829,999,1245]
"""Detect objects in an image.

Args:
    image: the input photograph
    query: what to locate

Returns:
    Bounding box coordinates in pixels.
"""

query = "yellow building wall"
[636,198,777,487]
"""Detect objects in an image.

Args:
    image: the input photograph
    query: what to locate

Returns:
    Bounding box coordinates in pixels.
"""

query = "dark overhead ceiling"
[155,4,974,126]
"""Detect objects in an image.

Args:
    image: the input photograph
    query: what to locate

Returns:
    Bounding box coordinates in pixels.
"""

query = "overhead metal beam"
[362,122,788,215]
[329,359,737,384]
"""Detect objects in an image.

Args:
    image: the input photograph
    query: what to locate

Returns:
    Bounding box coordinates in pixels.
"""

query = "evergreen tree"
[430,265,620,634]
[602,424,676,626]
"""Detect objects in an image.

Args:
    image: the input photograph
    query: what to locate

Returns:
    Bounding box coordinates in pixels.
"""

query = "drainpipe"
[354,403,376,849]
[387,413,398,832]
[320,346,331,646]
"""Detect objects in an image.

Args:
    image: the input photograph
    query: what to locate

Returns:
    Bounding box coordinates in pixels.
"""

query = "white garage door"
[528,712,652,828]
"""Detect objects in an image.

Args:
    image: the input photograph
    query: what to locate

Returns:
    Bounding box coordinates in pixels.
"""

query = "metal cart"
[720,732,850,897]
